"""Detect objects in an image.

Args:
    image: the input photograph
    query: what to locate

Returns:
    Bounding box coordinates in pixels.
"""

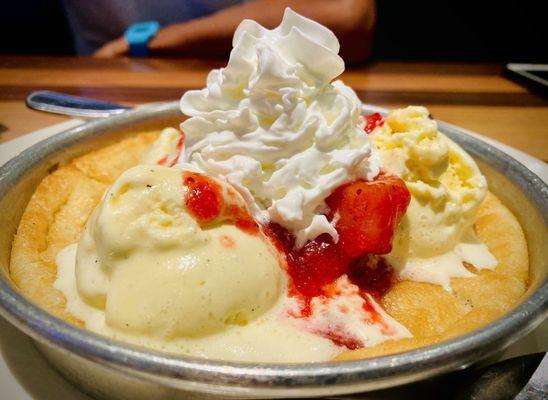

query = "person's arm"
[94,0,375,64]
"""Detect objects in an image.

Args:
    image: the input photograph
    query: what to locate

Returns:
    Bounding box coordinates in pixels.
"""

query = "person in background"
[61,0,375,64]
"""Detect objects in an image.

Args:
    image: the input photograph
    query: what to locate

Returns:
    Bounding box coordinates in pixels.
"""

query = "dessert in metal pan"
[9,9,530,363]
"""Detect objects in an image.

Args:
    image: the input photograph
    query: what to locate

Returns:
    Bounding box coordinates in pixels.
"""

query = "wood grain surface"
[0,56,546,161]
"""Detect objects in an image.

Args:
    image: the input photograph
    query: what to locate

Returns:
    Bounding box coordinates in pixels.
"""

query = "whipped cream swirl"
[178,8,380,246]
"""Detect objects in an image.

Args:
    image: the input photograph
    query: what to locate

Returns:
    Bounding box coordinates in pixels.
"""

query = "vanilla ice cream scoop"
[76,165,282,338]
[371,106,497,289]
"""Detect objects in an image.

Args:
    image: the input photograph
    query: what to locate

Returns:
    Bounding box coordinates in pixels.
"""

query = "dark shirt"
[62,0,245,54]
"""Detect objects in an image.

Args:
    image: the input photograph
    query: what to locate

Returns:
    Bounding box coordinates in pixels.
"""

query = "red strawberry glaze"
[265,174,409,299]
[318,327,363,350]
[223,203,260,235]
[264,174,410,348]
[285,275,398,349]
[265,225,396,300]
[179,169,410,350]
[181,172,259,234]
[156,132,259,234]
[348,255,395,299]
[183,173,223,224]
[363,113,384,134]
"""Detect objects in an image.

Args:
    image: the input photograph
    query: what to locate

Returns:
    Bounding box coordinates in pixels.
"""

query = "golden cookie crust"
[9,132,158,325]
[9,134,529,360]
[337,192,529,361]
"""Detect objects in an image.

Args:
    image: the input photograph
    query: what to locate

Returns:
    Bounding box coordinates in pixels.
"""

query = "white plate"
[0,119,546,400]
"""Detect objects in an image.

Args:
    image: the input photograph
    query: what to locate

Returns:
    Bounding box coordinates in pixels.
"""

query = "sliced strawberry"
[326,174,410,257]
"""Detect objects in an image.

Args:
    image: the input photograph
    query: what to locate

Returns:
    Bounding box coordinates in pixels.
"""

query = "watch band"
[125,21,160,57]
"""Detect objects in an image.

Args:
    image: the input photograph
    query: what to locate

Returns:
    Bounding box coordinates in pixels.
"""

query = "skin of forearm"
[149,0,375,64]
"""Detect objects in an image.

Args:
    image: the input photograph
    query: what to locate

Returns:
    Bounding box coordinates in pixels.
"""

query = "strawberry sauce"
[183,173,223,224]
[348,255,395,299]
[363,112,384,134]
[264,174,410,348]
[181,172,259,234]
[265,225,396,300]
[265,174,409,300]
[178,166,410,350]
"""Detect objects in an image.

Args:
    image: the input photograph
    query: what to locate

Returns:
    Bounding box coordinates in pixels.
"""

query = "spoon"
[26,91,131,119]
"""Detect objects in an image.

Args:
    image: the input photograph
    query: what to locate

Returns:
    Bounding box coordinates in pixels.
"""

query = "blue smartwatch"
[125,21,160,57]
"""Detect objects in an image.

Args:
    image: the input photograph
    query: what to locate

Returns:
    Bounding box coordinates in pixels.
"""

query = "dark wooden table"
[1,56,547,161]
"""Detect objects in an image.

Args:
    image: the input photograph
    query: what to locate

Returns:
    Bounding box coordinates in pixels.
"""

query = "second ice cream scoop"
[76,165,282,338]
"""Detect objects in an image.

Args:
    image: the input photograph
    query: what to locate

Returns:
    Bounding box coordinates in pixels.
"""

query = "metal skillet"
[0,94,546,399]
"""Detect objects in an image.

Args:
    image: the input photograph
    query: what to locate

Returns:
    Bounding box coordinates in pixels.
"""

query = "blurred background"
[0,0,546,161]
[1,0,546,64]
